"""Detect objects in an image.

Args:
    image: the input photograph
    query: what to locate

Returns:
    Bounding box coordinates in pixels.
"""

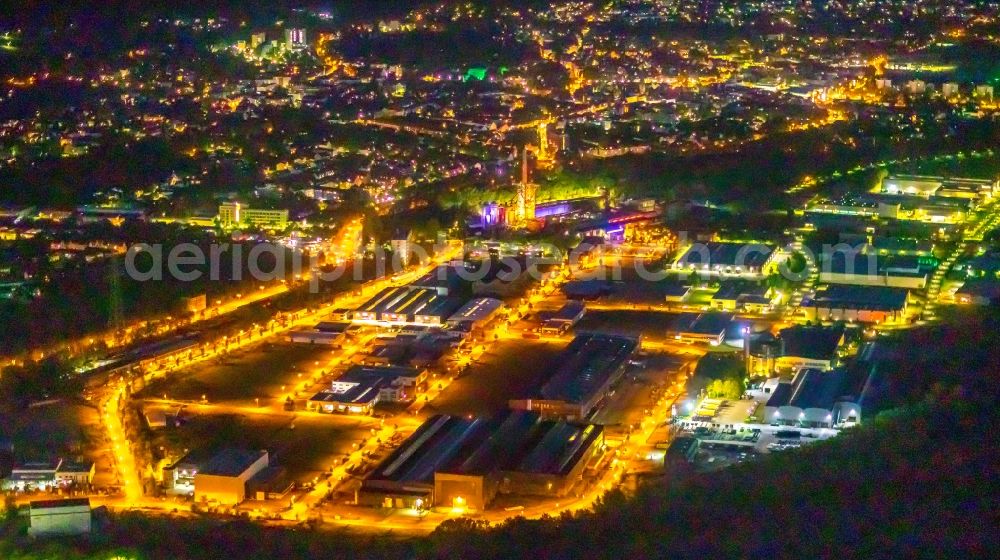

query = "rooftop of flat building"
[365,411,605,487]
[676,241,775,268]
[197,449,267,478]
[539,333,638,404]
[779,324,845,361]
[805,284,909,311]
[30,498,91,510]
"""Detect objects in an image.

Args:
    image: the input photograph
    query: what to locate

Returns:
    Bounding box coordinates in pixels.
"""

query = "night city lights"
[1,1,998,559]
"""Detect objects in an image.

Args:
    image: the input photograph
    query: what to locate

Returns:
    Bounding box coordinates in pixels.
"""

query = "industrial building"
[883,196,970,224]
[868,235,935,257]
[955,278,1000,305]
[802,285,910,324]
[664,436,699,469]
[55,461,95,487]
[881,174,997,202]
[28,498,92,537]
[357,411,605,511]
[1,459,95,492]
[663,284,692,303]
[353,286,464,326]
[668,312,733,345]
[709,281,776,312]
[777,324,846,372]
[817,252,936,289]
[881,175,948,197]
[308,364,427,414]
[471,256,535,297]
[958,249,1000,278]
[807,187,978,225]
[358,414,474,510]
[446,297,504,329]
[412,264,469,296]
[816,175,998,227]
[762,368,871,428]
[193,449,270,505]
[162,448,217,493]
[498,420,603,497]
[672,241,777,276]
[541,300,587,334]
[414,295,466,325]
[2,460,61,492]
[509,333,639,420]
[288,329,346,345]
[562,279,616,300]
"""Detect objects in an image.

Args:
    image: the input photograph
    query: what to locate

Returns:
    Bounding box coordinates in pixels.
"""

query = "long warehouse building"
[357,411,605,511]
[509,333,639,420]
[353,286,463,326]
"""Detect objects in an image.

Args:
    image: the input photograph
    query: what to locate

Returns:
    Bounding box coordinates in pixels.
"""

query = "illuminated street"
[2,3,1000,558]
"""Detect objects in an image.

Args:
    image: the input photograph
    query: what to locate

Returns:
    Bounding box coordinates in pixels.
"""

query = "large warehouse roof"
[447,297,504,325]
[540,333,638,405]
[355,285,462,323]
[367,415,485,485]
[364,411,604,487]
[767,368,868,411]
[198,449,267,477]
[805,284,909,311]
[779,324,845,361]
[676,241,775,269]
[512,422,602,476]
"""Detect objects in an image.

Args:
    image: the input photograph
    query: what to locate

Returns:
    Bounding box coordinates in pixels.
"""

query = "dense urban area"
[1,1,999,558]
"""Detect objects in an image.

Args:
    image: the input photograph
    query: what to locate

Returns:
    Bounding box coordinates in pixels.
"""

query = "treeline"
[0,357,81,410]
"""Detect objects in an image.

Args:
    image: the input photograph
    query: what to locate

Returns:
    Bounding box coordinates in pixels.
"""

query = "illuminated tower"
[516,148,537,223]
[537,123,549,161]
[536,122,554,169]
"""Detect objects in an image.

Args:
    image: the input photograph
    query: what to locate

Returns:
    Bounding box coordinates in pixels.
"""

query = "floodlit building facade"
[194,449,269,505]
[218,202,289,229]
[28,498,92,537]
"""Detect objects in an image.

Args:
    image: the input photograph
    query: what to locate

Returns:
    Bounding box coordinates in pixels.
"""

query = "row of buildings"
[807,174,997,226]
[673,239,935,289]
[352,285,467,326]
[669,240,919,325]
[672,241,778,277]
[0,459,96,493]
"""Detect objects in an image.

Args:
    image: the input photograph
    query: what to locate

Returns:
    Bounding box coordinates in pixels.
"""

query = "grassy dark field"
[430,340,562,416]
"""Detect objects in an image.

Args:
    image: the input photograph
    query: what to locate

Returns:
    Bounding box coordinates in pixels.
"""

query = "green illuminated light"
[465,67,487,81]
